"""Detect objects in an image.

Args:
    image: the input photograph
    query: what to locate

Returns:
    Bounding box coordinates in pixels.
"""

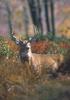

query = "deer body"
[29,53,64,74]
[27,43,64,74]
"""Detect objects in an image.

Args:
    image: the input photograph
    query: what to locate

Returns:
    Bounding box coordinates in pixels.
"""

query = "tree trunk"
[44,0,51,34]
[22,0,29,38]
[37,0,43,34]
[39,0,47,35]
[50,0,55,39]
[5,1,13,39]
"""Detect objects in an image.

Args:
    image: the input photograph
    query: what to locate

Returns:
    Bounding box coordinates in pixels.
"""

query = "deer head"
[12,33,32,63]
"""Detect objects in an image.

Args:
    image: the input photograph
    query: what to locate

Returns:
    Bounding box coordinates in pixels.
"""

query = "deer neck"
[28,48,32,58]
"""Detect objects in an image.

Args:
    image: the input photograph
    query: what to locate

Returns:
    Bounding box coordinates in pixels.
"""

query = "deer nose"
[20,52,29,62]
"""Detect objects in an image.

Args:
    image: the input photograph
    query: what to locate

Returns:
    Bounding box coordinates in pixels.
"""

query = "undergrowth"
[0,36,14,57]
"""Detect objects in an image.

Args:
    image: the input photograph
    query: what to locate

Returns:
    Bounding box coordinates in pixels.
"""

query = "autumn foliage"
[31,41,50,53]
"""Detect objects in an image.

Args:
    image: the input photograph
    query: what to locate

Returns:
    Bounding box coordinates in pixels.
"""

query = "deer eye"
[26,47,29,50]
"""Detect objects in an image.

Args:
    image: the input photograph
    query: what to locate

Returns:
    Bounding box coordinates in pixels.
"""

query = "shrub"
[0,36,14,57]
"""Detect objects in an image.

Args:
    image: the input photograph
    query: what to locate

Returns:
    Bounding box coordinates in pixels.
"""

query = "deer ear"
[27,42,31,48]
